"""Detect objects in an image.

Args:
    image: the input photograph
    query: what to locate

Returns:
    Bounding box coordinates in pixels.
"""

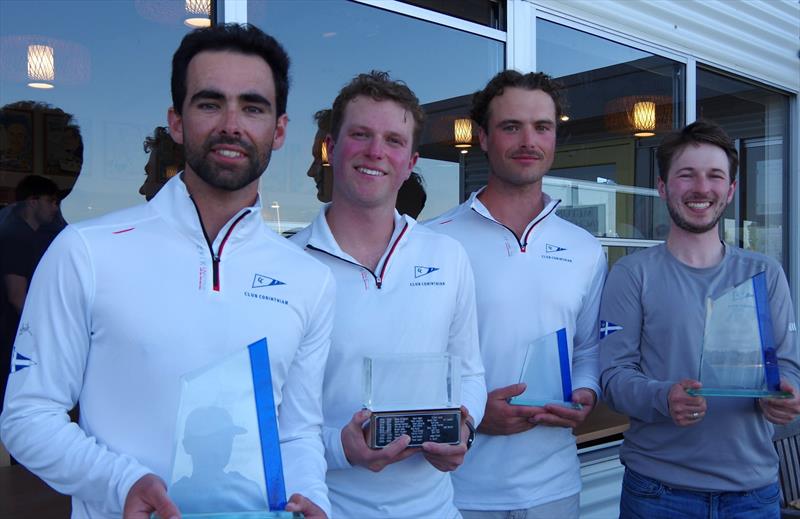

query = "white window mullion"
[686,57,697,123]
[507,0,535,72]
[220,0,247,24]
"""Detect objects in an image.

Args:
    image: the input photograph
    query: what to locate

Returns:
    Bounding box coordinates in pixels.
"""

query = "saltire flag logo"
[11,347,36,373]
[599,320,623,339]
[252,274,285,288]
[546,244,567,253]
[414,266,439,279]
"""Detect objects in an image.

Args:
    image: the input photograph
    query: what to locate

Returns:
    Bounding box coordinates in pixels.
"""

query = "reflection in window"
[524,19,685,241]
[697,68,789,269]
[249,0,503,230]
[532,19,685,447]
[398,0,506,30]
[0,0,208,222]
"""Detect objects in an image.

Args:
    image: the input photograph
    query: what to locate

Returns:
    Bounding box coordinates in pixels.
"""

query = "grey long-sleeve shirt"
[599,243,799,491]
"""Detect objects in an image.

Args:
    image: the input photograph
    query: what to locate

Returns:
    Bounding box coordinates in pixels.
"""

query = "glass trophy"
[363,353,462,449]
[687,272,792,399]
[164,338,302,518]
[509,328,582,409]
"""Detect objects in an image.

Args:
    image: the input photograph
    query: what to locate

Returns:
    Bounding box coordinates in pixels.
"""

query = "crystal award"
[363,353,462,449]
[165,338,302,518]
[509,328,582,409]
[688,272,792,399]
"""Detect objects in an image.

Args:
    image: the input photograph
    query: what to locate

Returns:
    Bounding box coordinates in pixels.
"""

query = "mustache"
[204,135,255,154]
[511,150,544,160]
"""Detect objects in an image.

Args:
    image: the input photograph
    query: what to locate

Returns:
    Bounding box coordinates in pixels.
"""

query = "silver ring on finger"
[690,411,700,419]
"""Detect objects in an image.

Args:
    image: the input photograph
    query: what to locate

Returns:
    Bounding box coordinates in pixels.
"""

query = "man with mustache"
[1,24,333,519]
[599,120,800,518]
[429,70,606,518]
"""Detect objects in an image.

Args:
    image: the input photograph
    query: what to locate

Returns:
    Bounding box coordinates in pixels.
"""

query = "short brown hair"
[329,70,425,152]
[471,70,565,132]
[656,120,738,183]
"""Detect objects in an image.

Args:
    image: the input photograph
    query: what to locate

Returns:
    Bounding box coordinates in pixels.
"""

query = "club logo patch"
[252,274,285,288]
[414,266,439,279]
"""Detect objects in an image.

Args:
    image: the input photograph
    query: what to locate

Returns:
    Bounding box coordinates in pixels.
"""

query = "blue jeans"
[620,468,780,519]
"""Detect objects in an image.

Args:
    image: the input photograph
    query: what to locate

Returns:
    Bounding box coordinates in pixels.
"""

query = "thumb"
[348,409,371,428]
[679,379,702,390]
[780,379,797,395]
[382,434,411,457]
[491,383,527,400]
[151,490,180,519]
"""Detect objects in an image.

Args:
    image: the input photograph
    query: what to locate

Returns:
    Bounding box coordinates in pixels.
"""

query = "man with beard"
[1,24,333,519]
[599,120,800,518]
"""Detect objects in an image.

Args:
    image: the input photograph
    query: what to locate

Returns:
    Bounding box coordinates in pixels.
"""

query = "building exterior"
[0,0,797,515]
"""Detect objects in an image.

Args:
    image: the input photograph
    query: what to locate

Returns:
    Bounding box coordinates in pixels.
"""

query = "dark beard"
[185,135,269,192]
[666,197,725,234]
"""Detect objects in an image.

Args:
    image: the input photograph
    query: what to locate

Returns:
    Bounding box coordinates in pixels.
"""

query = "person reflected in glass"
[141,126,185,201]
[0,175,61,422]
[307,109,333,203]
[0,101,83,425]
[395,171,426,219]
[169,406,265,513]
[599,121,799,518]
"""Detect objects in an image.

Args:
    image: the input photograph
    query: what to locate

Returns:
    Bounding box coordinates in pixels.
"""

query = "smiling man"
[291,71,486,519]
[599,120,800,518]
[428,70,606,518]
[1,24,333,519]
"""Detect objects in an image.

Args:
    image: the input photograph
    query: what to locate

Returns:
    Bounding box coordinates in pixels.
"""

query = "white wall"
[530,0,799,93]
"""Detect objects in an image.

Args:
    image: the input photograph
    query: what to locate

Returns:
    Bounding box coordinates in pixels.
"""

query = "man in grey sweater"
[599,120,800,518]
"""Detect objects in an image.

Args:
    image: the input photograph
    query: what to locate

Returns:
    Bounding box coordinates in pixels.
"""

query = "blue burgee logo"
[11,347,36,373]
[546,244,567,253]
[252,274,285,288]
[599,320,623,339]
[414,266,439,279]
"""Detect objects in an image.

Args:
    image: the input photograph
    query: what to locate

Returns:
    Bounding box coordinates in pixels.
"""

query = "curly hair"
[471,70,565,132]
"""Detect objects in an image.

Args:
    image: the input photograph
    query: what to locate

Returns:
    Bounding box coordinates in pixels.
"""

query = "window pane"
[398,0,505,30]
[0,0,208,220]
[249,0,504,230]
[533,19,685,445]
[697,68,789,269]
[530,19,685,242]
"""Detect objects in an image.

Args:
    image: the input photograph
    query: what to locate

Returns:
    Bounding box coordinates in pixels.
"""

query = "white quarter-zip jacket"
[0,175,335,518]
[291,207,486,519]
[428,189,607,510]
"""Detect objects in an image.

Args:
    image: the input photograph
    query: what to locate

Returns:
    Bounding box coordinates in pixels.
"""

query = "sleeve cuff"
[322,425,351,471]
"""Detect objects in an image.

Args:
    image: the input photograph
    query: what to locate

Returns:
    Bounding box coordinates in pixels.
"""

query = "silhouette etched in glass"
[167,338,302,518]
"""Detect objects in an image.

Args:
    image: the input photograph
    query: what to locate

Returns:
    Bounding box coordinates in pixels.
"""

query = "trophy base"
[508,396,583,409]
[686,388,792,398]
[368,408,461,448]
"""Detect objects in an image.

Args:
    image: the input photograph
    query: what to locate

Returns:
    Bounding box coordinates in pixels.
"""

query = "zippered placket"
[210,211,249,291]
[307,222,409,289]
[191,197,250,292]
[471,201,559,253]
